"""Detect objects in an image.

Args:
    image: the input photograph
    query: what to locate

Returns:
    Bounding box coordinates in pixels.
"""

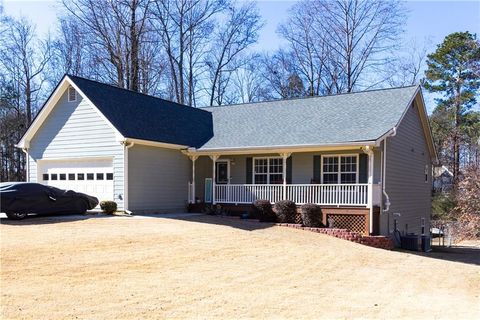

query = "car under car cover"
[0,182,99,215]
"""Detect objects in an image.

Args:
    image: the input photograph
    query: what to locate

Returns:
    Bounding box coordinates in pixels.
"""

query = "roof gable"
[17,75,125,149]
[67,75,213,148]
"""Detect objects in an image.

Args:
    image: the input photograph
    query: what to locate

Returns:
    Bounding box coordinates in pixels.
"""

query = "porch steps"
[275,223,394,250]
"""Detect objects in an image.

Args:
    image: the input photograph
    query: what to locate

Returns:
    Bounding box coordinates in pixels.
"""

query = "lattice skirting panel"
[327,214,367,235]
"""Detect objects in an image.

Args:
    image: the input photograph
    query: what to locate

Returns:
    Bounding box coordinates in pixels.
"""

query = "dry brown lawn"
[1,214,479,319]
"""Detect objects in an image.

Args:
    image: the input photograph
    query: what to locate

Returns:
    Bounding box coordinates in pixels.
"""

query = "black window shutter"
[313,155,321,183]
[246,157,253,184]
[286,156,292,184]
[359,153,368,183]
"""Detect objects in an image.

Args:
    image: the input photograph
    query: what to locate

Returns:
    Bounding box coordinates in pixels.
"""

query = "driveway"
[1,214,479,319]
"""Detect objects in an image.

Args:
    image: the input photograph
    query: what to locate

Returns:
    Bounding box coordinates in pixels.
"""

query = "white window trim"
[252,156,283,184]
[320,154,359,184]
[68,86,77,102]
[215,159,230,184]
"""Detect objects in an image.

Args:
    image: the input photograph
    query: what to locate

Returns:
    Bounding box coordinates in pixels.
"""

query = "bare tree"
[278,2,328,96]
[47,16,91,85]
[0,16,51,126]
[62,0,153,92]
[385,39,430,87]
[0,79,27,182]
[205,2,262,106]
[285,0,405,93]
[231,54,272,103]
[0,13,51,181]
[152,0,227,105]
[260,50,306,99]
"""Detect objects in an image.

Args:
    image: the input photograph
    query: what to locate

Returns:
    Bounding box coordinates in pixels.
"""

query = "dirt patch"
[1,215,479,319]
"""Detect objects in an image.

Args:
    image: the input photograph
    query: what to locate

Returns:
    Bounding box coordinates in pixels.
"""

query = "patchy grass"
[1,215,479,319]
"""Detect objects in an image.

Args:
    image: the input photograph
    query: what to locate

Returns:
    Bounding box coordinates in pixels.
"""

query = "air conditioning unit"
[421,235,431,252]
[400,234,419,251]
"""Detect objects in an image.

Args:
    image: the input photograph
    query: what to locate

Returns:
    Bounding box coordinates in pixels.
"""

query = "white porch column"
[280,153,291,200]
[363,146,375,234]
[210,155,220,204]
[189,155,198,204]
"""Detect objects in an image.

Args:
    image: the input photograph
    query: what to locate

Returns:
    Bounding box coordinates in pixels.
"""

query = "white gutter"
[382,127,397,212]
[187,141,376,154]
[123,140,135,213]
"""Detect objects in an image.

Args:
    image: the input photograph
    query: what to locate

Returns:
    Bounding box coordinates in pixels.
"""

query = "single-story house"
[17,75,436,236]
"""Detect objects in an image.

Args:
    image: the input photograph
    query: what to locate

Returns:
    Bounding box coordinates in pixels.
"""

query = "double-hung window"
[322,155,358,184]
[254,157,283,184]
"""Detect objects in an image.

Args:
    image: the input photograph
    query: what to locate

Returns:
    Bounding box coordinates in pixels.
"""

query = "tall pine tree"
[424,32,480,183]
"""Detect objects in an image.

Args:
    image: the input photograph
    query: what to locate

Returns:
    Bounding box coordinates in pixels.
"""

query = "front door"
[215,161,229,184]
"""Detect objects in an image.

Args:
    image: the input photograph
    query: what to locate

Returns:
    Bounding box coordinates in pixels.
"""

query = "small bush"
[100,201,117,214]
[253,200,276,222]
[204,204,222,215]
[300,204,323,227]
[273,200,297,223]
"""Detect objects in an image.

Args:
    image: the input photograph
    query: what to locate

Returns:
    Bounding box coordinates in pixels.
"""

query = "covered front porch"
[185,145,384,234]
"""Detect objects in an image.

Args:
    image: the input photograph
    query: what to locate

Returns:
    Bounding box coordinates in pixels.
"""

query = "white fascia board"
[416,88,438,163]
[374,86,420,147]
[17,77,71,149]
[374,86,438,163]
[186,141,376,155]
[126,138,188,150]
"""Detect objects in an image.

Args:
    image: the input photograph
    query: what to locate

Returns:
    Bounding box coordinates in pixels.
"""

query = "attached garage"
[38,158,114,203]
[17,74,212,213]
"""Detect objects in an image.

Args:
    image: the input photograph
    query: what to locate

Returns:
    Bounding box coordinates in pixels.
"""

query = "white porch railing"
[286,184,368,206]
[213,183,372,206]
[215,184,284,204]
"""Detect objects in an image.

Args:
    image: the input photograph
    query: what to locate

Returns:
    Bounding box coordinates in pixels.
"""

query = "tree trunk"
[130,0,139,92]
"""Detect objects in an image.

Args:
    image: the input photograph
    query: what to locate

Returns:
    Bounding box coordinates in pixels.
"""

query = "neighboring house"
[433,165,454,193]
[17,75,437,237]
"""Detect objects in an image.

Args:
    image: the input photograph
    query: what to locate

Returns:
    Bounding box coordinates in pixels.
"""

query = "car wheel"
[6,212,28,220]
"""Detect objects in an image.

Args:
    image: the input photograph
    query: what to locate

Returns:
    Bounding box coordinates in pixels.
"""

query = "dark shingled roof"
[198,86,419,150]
[68,75,213,148]
[67,75,419,150]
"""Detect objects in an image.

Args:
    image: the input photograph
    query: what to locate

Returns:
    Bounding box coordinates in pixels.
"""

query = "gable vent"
[68,86,77,102]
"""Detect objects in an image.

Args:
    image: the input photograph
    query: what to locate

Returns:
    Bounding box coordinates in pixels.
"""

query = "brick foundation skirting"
[218,215,394,250]
[274,223,394,250]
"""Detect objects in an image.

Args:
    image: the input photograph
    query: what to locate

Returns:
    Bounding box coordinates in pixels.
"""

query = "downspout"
[382,127,397,213]
[123,140,135,213]
[21,148,29,182]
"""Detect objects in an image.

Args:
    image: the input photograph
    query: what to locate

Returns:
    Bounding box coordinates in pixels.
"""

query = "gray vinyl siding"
[28,90,125,209]
[194,156,213,201]
[128,144,190,213]
[383,102,432,235]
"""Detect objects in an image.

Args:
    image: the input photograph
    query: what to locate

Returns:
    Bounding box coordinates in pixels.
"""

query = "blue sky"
[3,0,480,112]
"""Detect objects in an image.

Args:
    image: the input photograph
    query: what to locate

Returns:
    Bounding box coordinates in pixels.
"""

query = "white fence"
[213,183,373,206]
[286,184,368,205]
[215,184,283,204]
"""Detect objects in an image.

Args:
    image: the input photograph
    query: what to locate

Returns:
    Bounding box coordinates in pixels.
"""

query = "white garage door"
[38,159,114,203]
